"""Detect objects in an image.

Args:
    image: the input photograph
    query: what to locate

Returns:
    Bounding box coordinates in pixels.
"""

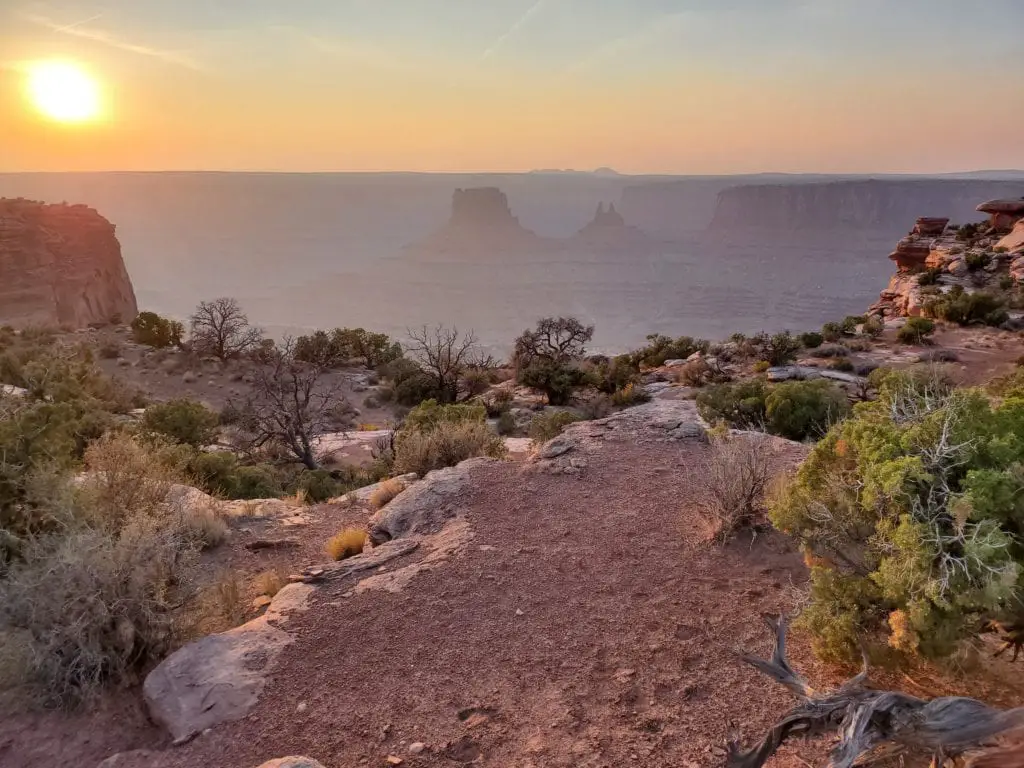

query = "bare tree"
[406,325,479,404]
[726,615,1024,768]
[189,298,263,361]
[233,339,345,470]
[513,316,594,369]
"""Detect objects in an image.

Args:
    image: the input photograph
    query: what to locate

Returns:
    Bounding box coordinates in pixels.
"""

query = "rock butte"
[0,199,137,329]
[976,198,1024,232]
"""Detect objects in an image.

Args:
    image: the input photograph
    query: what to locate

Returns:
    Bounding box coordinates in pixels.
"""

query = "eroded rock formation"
[870,207,1024,319]
[0,199,137,328]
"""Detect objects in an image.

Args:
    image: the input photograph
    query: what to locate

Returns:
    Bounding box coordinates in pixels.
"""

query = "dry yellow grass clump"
[368,478,405,511]
[253,569,286,598]
[326,528,366,561]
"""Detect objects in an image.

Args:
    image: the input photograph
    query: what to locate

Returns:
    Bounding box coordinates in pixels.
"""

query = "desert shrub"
[752,361,770,374]
[578,394,613,420]
[896,316,936,344]
[917,267,943,287]
[809,344,850,359]
[293,469,339,503]
[97,340,122,359]
[840,315,867,334]
[130,312,184,349]
[483,388,513,417]
[630,334,709,368]
[799,332,824,349]
[829,359,855,373]
[295,328,402,369]
[518,359,588,406]
[326,528,366,561]
[821,322,843,343]
[696,380,769,430]
[179,502,229,549]
[378,357,438,406]
[403,399,486,433]
[956,222,980,242]
[924,287,1008,327]
[189,298,263,361]
[0,523,197,706]
[999,275,1016,291]
[696,434,772,541]
[770,371,1024,660]
[528,411,581,443]
[376,384,396,404]
[142,398,219,447]
[965,252,990,271]
[232,465,283,500]
[861,316,884,338]
[496,411,517,435]
[593,354,640,394]
[392,421,505,476]
[764,380,850,441]
[368,478,405,510]
[752,331,801,367]
[917,348,959,363]
[610,382,650,407]
[253,569,286,598]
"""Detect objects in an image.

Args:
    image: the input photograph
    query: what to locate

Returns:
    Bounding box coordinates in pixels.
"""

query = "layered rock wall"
[0,199,137,328]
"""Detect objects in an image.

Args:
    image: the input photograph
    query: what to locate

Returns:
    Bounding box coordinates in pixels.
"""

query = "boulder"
[368,459,496,544]
[913,217,949,236]
[998,220,1024,253]
[978,198,1024,231]
[0,199,137,329]
[143,583,314,742]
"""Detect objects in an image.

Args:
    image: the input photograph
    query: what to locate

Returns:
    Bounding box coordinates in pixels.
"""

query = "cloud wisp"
[480,0,550,62]
[21,12,202,70]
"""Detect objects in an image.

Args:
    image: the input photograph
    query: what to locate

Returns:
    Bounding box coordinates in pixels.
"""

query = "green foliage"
[528,411,581,443]
[519,359,588,406]
[764,380,850,441]
[862,316,885,338]
[840,315,867,335]
[916,267,943,287]
[403,399,486,433]
[956,222,980,242]
[610,382,650,407]
[496,411,517,436]
[392,420,505,476]
[377,357,439,406]
[799,332,824,349]
[821,322,843,343]
[965,252,990,271]
[770,370,1024,659]
[294,327,402,369]
[696,380,769,430]
[294,469,339,503]
[592,355,640,395]
[630,334,709,368]
[896,316,936,344]
[130,311,183,349]
[232,465,284,500]
[141,398,219,448]
[752,332,801,367]
[923,287,1008,327]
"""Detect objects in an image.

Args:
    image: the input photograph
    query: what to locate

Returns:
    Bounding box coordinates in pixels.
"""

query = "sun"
[26,61,101,123]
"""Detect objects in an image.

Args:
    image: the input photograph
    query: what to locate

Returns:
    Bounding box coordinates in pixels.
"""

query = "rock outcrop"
[0,199,137,328]
[977,198,1024,232]
[870,208,1023,319]
[569,201,657,252]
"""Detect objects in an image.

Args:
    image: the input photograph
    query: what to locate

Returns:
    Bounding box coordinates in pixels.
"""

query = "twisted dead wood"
[726,615,1024,768]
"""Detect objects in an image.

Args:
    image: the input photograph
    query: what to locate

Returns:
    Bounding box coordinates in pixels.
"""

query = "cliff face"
[0,199,138,328]
[870,207,1024,319]
[711,180,1024,232]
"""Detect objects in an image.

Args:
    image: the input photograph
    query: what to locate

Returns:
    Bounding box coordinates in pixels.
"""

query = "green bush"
[630,334,709,368]
[392,420,505,476]
[294,469,339,503]
[130,311,184,349]
[764,380,850,441]
[528,411,581,443]
[821,322,843,343]
[862,316,885,338]
[233,465,283,500]
[295,327,402,369]
[593,355,640,394]
[770,371,1024,660]
[896,316,936,344]
[377,357,438,406]
[956,222,980,242]
[965,252,990,271]
[403,399,487,433]
[696,380,769,430]
[752,331,801,367]
[519,359,588,406]
[141,399,219,447]
[840,315,867,335]
[799,332,824,349]
[610,382,650,407]
[916,267,943,287]
[923,287,1008,327]
[496,411,517,435]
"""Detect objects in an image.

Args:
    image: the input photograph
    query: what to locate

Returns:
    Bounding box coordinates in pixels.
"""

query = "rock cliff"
[870,204,1024,319]
[710,180,1024,232]
[0,199,138,328]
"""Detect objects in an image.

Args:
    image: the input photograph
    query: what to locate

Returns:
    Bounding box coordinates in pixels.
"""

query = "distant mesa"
[570,201,657,252]
[0,199,138,329]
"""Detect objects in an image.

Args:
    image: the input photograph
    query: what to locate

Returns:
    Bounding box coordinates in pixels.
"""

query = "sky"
[1,0,1023,173]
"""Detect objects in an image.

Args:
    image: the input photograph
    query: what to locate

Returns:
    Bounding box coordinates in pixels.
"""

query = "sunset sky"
[2,0,1022,174]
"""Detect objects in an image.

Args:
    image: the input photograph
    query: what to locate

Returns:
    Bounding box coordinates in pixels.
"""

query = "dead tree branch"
[727,615,1024,768]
